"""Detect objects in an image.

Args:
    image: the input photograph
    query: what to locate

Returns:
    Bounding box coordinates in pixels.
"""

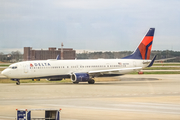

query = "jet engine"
[71,73,90,82]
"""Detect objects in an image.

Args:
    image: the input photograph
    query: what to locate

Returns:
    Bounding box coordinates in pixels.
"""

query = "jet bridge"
[16,108,61,120]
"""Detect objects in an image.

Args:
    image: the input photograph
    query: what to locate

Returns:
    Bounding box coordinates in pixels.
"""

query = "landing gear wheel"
[73,81,79,84]
[16,80,20,85]
[88,79,95,84]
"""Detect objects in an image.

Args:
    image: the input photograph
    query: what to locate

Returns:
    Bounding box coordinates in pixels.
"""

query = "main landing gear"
[72,79,95,84]
[73,81,79,84]
[88,79,95,84]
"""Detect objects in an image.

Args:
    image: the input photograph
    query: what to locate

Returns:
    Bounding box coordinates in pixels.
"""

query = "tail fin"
[123,28,155,60]
[56,55,60,60]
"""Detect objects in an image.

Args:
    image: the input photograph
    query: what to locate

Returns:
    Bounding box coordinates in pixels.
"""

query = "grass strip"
[0,77,119,83]
[0,79,72,83]
[130,71,180,74]
[153,64,180,66]
[0,65,9,67]
[0,68,5,71]
[144,67,180,70]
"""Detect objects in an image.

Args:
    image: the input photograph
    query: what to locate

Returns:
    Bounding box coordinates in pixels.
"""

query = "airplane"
[1,28,156,85]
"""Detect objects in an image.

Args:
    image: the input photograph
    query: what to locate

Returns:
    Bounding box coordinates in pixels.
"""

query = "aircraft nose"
[1,70,5,75]
[1,69,9,77]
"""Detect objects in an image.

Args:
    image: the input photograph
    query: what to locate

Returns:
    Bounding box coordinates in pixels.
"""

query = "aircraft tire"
[88,79,95,84]
[16,81,20,85]
[73,81,79,84]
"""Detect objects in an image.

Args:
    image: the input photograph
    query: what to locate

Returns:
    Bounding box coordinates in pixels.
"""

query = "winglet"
[147,55,157,67]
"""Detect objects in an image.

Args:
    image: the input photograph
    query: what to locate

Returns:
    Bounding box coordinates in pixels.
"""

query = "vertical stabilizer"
[56,55,60,60]
[122,28,155,60]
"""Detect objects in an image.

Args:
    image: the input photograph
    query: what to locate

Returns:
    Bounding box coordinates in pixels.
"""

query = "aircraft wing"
[88,67,142,74]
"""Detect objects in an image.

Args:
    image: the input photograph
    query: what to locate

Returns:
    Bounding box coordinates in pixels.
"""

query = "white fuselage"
[2,59,150,79]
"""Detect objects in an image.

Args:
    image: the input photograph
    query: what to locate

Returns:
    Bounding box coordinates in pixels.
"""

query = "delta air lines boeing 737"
[1,28,156,85]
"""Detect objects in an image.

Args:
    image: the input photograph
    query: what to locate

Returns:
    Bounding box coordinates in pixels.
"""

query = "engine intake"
[71,73,90,82]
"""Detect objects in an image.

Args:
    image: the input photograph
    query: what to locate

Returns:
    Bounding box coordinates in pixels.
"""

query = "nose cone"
[1,70,5,75]
[1,69,9,77]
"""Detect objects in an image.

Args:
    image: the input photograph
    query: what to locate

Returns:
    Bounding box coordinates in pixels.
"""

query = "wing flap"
[88,67,142,74]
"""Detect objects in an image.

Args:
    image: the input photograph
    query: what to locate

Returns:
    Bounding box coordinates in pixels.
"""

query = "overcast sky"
[0,0,180,53]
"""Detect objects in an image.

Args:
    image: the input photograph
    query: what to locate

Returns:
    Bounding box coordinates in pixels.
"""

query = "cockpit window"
[12,66,17,69]
[9,66,17,69]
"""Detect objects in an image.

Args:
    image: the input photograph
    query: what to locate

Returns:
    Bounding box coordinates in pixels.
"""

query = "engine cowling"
[71,73,90,82]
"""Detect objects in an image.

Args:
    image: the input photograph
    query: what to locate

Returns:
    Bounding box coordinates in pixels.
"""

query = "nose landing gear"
[11,79,20,85]
[16,80,20,85]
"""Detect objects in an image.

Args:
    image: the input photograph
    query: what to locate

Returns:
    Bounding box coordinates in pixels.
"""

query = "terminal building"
[24,47,76,61]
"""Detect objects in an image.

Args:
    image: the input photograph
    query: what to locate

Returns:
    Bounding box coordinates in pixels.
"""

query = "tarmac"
[0,74,180,120]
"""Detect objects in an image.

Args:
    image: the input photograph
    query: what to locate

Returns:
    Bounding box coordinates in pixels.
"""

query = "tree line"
[0,51,23,62]
[0,50,180,62]
[76,50,180,62]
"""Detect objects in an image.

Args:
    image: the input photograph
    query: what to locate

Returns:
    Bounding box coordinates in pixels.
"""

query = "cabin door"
[133,61,136,67]
[23,64,28,73]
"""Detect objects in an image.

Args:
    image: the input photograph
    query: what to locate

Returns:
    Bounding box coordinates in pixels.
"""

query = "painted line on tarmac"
[132,102,180,107]
[0,92,179,100]
[43,104,180,115]
[0,116,14,119]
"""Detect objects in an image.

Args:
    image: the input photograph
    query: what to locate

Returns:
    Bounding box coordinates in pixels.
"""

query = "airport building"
[24,47,76,61]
